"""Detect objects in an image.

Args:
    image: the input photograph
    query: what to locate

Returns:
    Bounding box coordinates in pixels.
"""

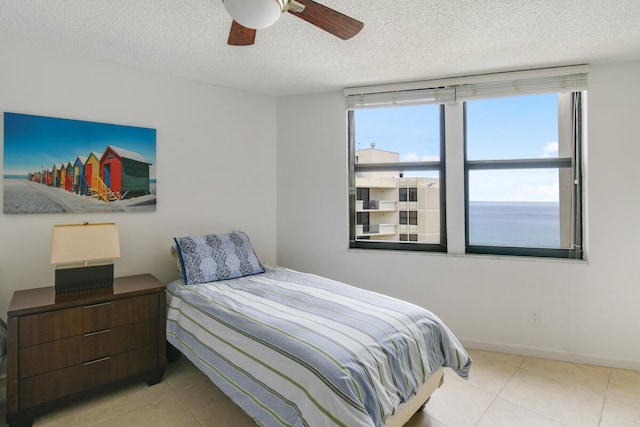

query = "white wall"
[0,40,278,318]
[2,37,637,371]
[276,60,640,370]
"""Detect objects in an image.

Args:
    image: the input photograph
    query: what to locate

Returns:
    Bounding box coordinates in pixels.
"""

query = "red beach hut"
[99,145,151,200]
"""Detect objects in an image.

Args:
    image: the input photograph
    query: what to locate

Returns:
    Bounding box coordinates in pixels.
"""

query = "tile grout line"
[479,356,575,427]
[472,356,527,426]
[597,370,613,426]
[166,365,210,427]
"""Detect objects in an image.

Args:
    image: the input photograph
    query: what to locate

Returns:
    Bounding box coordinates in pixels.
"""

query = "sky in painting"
[3,113,156,178]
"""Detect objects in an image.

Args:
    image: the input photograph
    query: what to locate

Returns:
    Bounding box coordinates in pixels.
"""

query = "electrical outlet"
[529,309,540,325]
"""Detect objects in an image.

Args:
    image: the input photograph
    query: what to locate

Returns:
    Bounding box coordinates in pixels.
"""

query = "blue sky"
[355,93,561,202]
[3,113,156,178]
[355,104,441,161]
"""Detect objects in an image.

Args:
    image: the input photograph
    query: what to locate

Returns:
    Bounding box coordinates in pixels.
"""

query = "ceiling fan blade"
[228,20,257,46]
[288,0,363,40]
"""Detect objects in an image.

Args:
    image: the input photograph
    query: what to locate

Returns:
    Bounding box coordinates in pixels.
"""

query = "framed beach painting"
[3,112,156,214]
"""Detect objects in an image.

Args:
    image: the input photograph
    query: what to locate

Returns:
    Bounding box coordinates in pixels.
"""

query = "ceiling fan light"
[223,0,285,30]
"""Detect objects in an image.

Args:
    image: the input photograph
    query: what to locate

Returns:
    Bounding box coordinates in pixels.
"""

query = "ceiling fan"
[222,0,364,46]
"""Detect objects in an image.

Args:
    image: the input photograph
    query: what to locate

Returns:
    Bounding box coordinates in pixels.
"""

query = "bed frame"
[384,367,444,427]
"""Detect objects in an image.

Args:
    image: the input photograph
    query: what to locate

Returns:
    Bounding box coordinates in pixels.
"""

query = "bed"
[167,232,471,427]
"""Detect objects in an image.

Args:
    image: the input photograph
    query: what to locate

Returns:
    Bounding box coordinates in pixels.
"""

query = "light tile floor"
[1,349,639,426]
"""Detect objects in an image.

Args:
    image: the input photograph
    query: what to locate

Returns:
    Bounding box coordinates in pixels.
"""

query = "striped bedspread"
[166,265,471,427]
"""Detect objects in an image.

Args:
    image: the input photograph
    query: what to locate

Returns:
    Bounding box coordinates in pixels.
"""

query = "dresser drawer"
[7,274,167,427]
[18,293,159,347]
[19,344,158,409]
[19,319,158,378]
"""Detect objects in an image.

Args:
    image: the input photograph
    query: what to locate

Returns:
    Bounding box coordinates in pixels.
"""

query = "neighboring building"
[355,147,440,243]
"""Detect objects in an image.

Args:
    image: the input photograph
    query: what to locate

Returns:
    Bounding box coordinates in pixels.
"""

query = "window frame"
[346,65,587,260]
[463,94,584,259]
[348,106,447,252]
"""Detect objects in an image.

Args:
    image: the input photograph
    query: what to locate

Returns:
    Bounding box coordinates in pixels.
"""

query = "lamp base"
[55,263,114,294]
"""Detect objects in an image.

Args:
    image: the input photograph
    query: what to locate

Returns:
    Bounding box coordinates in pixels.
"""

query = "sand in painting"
[3,180,156,214]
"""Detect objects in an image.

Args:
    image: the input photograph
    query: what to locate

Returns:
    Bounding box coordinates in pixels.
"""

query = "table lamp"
[50,222,120,293]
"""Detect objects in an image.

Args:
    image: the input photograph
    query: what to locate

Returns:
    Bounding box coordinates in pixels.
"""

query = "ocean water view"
[468,201,561,247]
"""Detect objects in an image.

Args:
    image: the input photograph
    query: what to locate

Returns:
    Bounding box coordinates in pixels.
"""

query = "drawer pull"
[84,328,111,337]
[84,301,111,309]
[84,356,111,366]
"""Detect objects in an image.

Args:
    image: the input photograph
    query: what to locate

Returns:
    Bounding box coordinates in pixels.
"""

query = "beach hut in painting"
[57,163,66,188]
[99,145,151,200]
[64,162,73,192]
[50,164,59,187]
[73,156,88,195]
[85,152,101,192]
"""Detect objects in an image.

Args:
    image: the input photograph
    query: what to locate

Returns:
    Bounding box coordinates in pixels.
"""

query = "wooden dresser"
[5,274,166,427]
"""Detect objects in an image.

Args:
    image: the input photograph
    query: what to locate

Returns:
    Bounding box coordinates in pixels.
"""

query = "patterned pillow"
[173,231,264,285]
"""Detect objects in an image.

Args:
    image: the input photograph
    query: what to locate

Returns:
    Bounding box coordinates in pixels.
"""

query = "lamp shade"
[50,223,120,265]
[223,0,284,30]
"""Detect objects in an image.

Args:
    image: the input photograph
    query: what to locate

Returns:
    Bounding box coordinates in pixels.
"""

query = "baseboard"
[461,339,640,371]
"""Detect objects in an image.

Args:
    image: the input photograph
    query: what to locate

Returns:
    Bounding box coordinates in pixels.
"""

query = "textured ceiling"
[1,0,640,96]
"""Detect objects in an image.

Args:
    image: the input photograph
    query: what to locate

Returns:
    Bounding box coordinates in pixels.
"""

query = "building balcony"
[356,223,396,237]
[356,200,396,212]
[355,177,399,188]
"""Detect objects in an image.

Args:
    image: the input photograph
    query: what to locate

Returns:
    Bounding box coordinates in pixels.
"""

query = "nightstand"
[5,274,166,427]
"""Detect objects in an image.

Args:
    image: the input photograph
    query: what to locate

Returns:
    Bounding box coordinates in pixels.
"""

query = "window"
[348,102,446,252]
[356,212,369,227]
[409,210,418,226]
[399,234,418,242]
[356,187,369,201]
[409,187,418,202]
[465,93,583,258]
[347,65,587,259]
[399,211,408,225]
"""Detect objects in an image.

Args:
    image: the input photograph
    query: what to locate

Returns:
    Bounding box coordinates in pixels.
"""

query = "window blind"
[455,72,588,101]
[345,87,455,110]
[345,64,589,109]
